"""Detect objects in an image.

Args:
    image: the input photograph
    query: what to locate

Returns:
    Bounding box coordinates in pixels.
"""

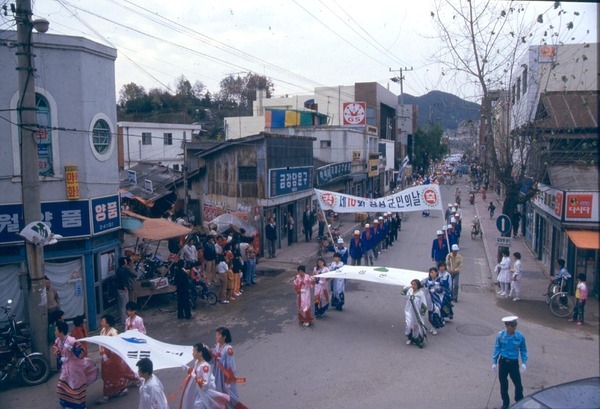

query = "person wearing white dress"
[497,249,512,297]
[136,358,168,409]
[181,343,230,409]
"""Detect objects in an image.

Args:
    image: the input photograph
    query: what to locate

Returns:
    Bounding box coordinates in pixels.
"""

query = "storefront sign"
[496,237,513,247]
[92,195,121,235]
[0,200,91,244]
[65,165,80,199]
[316,162,351,186]
[269,167,312,198]
[533,184,563,220]
[565,192,598,222]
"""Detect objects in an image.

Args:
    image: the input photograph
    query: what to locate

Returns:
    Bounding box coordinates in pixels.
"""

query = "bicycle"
[545,276,575,317]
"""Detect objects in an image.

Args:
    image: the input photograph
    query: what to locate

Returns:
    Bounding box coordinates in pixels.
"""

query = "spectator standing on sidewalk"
[265,217,277,258]
[287,213,295,246]
[316,211,326,239]
[115,257,136,326]
[302,205,315,242]
[509,252,522,301]
[203,233,218,284]
[569,273,588,325]
[497,249,512,297]
[511,208,522,238]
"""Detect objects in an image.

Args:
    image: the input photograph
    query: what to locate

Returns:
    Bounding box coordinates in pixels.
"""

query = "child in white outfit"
[509,252,522,301]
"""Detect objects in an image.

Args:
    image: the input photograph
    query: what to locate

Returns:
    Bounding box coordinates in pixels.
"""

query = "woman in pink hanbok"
[312,257,330,317]
[180,343,230,409]
[54,321,96,409]
[293,265,315,327]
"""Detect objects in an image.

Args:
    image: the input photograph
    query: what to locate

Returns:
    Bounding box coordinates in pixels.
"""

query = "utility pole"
[390,67,413,163]
[183,131,188,219]
[16,0,50,359]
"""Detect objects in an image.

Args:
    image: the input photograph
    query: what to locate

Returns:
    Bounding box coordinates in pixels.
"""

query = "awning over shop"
[566,230,600,250]
[122,210,191,241]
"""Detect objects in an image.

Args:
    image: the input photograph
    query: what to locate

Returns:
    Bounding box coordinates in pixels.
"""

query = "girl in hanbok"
[212,327,247,409]
[402,279,428,348]
[125,302,147,334]
[137,358,168,409]
[96,314,138,405]
[496,249,512,297]
[293,265,315,327]
[54,321,90,409]
[329,253,346,311]
[422,267,445,335]
[437,262,454,320]
[312,257,330,317]
[181,343,230,409]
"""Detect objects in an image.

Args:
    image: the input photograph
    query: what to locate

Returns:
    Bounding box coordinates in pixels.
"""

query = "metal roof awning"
[122,210,191,241]
[566,230,600,250]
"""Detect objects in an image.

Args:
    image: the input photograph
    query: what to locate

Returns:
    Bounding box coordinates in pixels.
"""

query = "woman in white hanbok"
[403,279,428,348]
[497,249,512,297]
[181,343,230,409]
[312,258,330,317]
[329,253,346,311]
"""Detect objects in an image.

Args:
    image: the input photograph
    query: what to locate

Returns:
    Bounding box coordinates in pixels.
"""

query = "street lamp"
[16,0,50,359]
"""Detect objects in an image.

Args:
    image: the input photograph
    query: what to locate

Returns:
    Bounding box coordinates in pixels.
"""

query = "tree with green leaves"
[413,123,448,173]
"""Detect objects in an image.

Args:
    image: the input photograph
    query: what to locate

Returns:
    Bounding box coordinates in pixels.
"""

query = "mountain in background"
[401,90,481,130]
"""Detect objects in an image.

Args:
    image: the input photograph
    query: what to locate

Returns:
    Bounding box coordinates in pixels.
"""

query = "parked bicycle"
[545,275,575,317]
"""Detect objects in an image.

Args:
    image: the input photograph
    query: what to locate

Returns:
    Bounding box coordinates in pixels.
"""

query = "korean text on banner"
[314,184,443,213]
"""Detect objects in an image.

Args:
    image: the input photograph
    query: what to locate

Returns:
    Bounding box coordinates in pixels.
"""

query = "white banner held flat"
[314,184,443,213]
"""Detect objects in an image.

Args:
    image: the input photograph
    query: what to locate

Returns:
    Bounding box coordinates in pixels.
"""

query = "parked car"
[510,377,600,408]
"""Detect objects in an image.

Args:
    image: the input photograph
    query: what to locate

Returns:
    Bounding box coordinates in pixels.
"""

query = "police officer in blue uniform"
[492,316,528,409]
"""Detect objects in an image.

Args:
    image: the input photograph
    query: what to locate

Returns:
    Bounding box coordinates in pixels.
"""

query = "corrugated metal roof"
[535,91,598,129]
[547,165,599,190]
[119,162,182,201]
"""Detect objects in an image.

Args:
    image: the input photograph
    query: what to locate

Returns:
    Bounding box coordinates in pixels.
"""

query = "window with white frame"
[36,94,53,176]
[142,132,152,145]
[92,119,111,155]
[163,133,173,145]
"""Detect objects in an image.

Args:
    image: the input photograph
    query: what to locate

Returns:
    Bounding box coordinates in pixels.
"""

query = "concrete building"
[0,30,120,329]
[117,121,202,170]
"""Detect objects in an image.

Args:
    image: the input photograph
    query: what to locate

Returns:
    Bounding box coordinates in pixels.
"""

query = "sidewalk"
[474,188,599,326]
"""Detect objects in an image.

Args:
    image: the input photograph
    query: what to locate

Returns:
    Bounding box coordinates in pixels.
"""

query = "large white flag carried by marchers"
[314,265,428,287]
[314,184,443,213]
[80,329,192,373]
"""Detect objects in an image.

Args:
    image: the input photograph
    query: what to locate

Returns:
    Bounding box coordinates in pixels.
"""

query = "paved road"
[2,180,598,408]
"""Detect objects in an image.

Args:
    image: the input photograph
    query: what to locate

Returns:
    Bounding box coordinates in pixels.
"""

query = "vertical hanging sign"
[65,165,80,199]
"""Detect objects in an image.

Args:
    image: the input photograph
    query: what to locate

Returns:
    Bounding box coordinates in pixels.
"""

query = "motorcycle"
[471,217,482,239]
[0,300,51,386]
[469,193,475,205]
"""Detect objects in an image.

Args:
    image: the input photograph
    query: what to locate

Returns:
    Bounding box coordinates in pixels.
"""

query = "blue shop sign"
[42,200,91,238]
[0,200,91,244]
[269,167,312,197]
[316,162,351,186]
[91,195,121,234]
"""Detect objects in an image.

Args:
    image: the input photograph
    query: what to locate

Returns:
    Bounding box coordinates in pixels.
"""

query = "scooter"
[0,300,51,386]
[469,193,475,205]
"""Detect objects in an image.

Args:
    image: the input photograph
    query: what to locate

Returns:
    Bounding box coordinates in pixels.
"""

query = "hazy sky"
[5,1,597,101]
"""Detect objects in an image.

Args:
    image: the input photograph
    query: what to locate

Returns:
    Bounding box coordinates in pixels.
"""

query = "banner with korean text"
[314,184,443,213]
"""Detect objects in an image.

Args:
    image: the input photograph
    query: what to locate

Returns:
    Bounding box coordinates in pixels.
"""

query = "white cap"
[365,223,370,228]
[337,238,344,244]
[455,213,460,217]
[442,225,448,230]
[448,203,453,207]
[451,244,459,251]
[451,207,456,212]
[374,220,379,223]
[378,216,383,220]
[436,230,443,235]
[502,316,518,323]
[453,202,458,207]
[353,230,360,235]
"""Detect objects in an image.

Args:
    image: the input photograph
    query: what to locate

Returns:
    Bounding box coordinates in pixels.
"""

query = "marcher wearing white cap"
[349,230,363,266]
[360,224,375,266]
[431,230,449,263]
[446,244,463,302]
[492,316,528,409]
[335,237,348,264]
[373,219,383,260]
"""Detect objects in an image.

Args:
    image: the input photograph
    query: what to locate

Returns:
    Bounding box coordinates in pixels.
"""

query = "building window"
[238,166,257,182]
[522,65,528,95]
[320,140,331,148]
[92,119,111,155]
[142,132,152,145]
[516,77,521,101]
[36,94,53,176]
[163,133,173,145]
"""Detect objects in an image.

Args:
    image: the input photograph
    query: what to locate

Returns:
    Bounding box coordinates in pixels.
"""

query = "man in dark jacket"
[302,205,315,242]
[173,260,191,319]
[265,217,277,258]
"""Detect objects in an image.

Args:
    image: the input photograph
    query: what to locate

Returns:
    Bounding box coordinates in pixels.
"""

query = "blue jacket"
[349,236,363,259]
[431,237,449,262]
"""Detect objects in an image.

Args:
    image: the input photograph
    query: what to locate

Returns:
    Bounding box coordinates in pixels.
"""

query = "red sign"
[65,165,79,200]
[423,188,439,207]
[566,193,593,219]
[342,102,366,125]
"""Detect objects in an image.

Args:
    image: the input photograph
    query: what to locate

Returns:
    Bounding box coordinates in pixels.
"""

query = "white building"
[0,30,121,329]
[117,122,202,170]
